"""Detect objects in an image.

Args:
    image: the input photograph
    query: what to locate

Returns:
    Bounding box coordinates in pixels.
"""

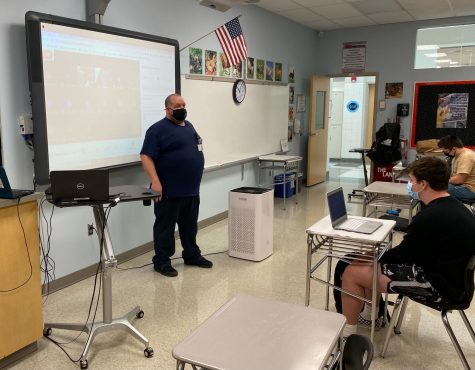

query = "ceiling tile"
[310,3,363,18]
[256,0,301,12]
[408,7,456,20]
[300,17,340,30]
[292,0,343,6]
[351,0,402,14]
[333,15,376,27]
[450,0,475,16]
[397,0,452,10]
[278,7,323,22]
[367,10,414,24]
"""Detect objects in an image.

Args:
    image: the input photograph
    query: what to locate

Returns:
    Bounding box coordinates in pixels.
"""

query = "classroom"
[2,0,475,369]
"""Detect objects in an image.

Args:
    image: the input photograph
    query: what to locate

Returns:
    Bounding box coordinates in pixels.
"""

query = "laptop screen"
[327,187,347,224]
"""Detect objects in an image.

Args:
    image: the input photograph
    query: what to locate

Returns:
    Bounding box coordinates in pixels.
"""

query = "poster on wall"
[205,50,217,76]
[289,86,295,104]
[436,93,469,128]
[189,47,203,74]
[385,82,403,99]
[246,57,255,79]
[288,65,295,83]
[219,52,231,77]
[275,63,283,82]
[256,59,265,80]
[265,61,274,81]
[341,41,366,73]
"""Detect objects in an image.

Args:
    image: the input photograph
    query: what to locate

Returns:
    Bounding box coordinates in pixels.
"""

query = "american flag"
[215,17,247,67]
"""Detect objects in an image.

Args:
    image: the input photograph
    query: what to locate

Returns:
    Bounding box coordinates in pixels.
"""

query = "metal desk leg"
[370,247,378,343]
[283,167,287,210]
[325,240,333,311]
[43,205,153,369]
[305,235,312,306]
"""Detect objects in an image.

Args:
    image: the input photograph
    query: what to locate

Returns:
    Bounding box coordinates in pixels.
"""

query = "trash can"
[274,173,294,198]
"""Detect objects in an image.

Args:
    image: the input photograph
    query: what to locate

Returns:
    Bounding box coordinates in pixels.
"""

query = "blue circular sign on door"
[346,100,359,112]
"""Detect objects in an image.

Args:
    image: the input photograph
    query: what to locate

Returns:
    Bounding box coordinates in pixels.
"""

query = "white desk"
[258,154,303,210]
[363,181,419,223]
[173,294,346,370]
[306,216,395,343]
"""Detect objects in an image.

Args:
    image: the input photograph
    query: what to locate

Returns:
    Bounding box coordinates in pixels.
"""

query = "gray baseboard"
[43,211,228,294]
[0,342,37,369]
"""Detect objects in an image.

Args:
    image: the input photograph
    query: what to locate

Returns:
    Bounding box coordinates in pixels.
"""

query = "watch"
[232,79,246,104]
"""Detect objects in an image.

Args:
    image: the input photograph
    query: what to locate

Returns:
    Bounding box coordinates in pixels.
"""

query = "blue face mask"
[406,181,419,200]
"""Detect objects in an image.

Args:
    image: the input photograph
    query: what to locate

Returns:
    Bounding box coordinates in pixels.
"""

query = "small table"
[44,185,159,369]
[362,181,419,223]
[258,154,303,210]
[306,216,395,342]
[173,294,346,370]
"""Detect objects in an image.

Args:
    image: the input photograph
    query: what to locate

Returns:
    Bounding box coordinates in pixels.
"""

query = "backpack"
[367,122,402,165]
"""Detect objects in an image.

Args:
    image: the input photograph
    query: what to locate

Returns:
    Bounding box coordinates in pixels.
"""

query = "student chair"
[381,256,475,370]
[458,197,475,216]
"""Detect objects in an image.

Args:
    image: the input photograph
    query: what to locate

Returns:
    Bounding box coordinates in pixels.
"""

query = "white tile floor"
[7,179,475,370]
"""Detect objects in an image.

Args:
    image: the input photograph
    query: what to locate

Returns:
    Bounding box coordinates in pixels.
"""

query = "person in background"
[140,93,213,277]
[437,135,475,200]
[340,157,475,340]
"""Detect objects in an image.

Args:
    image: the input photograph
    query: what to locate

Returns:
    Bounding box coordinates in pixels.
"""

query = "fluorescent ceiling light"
[417,44,440,50]
[436,59,451,63]
[425,52,447,57]
[450,61,459,64]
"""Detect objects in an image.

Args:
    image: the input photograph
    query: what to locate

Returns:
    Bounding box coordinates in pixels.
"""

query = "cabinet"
[0,195,43,364]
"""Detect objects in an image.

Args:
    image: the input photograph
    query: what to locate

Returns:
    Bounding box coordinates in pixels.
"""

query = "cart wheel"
[43,327,52,337]
[80,359,88,369]
[144,347,154,358]
[136,310,144,319]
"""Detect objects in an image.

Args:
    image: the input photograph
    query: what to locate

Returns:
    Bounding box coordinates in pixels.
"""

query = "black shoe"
[154,264,178,277]
[184,256,213,268]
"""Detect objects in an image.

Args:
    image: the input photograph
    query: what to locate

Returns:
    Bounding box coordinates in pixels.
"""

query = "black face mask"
[445,150,455,158]
[172,108,187,122]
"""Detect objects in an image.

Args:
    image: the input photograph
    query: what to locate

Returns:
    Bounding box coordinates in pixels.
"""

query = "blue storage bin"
[274,173,294,198]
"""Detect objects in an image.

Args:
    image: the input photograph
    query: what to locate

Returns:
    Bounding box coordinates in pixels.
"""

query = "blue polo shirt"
[140,118,204,197]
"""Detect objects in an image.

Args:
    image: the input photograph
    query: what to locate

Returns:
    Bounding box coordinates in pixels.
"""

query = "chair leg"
[394,297,409,334]
[380,294,404,358]
[459,310,475,344]
[441,310,471,370]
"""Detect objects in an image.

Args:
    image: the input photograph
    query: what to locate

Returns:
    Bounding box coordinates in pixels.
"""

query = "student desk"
[362,181,419,223]
[257,154,303,210]
[44,185,158,369]
[306,216,395,342]
[172,294,346,370]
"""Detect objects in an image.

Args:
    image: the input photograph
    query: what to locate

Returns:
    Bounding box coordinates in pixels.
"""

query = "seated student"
[341,157,475,339]
[437,135,475,200]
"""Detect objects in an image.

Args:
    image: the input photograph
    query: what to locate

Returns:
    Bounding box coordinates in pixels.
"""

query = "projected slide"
[40,23,176,170]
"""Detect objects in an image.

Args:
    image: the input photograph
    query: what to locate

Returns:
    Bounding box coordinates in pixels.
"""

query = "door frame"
[327,72,379,171]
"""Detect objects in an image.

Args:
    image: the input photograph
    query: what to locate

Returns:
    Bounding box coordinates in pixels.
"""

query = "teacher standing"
[140,93,213,277]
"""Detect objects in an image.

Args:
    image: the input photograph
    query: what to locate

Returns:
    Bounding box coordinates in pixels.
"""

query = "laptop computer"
[50,169,109,203]
[0,167,34,199]
[327,187,382,234]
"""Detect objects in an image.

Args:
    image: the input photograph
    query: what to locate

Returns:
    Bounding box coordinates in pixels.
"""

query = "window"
[415,24,475,69]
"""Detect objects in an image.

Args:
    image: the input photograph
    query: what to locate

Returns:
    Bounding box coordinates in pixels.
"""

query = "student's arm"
[449,173,469,185]
[140,154,162,200]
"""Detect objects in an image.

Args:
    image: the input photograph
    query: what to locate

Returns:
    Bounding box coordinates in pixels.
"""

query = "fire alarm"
[351,76,357,83]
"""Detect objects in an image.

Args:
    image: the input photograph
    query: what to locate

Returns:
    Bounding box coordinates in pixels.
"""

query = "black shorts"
[381,263,442,303]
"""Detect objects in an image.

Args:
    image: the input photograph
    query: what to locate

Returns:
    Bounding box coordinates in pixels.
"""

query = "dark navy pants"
[152,196,202,268]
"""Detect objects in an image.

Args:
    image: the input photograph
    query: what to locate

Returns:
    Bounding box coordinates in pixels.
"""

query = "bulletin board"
[181,76,288,168]
[411,80,475,147]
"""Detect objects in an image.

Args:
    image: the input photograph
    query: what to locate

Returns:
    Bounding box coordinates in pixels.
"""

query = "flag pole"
[179,15,242,52]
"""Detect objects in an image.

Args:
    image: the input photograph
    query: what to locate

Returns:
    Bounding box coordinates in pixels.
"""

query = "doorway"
[327,75,377,183]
